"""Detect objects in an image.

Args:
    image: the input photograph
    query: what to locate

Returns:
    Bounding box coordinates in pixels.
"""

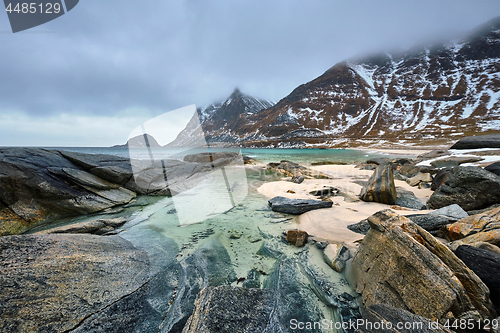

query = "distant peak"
[230,88,243,98]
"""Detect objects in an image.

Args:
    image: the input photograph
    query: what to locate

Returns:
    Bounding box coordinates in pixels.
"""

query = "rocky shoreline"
[0,148,242,235]
[2,137,500,332]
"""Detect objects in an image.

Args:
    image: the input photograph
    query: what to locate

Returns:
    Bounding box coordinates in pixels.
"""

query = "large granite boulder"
[0,148,229,235]
[351,209,496,322]
[427,166,500,211]
[0,234,151,333]
[127,158,214,196]
[268,196,333,214]
[405,215,454,232]
[359,163,397,205]
[431,204,469,220]
[455,245,500,313]
[450,133,500,149]
[402,205,467,234]
[0,148,136,235]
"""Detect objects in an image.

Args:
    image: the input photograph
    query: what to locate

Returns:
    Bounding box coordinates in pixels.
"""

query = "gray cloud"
[0,0,499,145]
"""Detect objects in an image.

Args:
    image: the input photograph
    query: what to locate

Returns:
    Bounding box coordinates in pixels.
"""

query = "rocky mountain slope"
[173,16,500,148]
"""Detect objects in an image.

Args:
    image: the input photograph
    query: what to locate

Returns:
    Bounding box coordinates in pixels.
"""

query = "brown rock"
[359,163,397,205]
[443,206,500,241]
[351,209,496,322]
[267,160,331,179]
[450,230,500,248]
[390,205,411,211]
[286,230,308,247]
[406,172,432,187]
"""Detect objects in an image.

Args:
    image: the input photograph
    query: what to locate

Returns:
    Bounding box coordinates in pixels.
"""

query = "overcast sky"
[0,0,499,146]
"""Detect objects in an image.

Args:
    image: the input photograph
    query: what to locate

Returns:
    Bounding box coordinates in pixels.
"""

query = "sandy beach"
[258,164,434,244]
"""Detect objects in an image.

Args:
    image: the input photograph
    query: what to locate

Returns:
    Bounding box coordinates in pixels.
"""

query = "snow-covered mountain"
[167,88,274,147]
[172,17,500,148]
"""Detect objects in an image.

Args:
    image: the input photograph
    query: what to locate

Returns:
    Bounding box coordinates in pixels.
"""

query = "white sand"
[257,165,433,244]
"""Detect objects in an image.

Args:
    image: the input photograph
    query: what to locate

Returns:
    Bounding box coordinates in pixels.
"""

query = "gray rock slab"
[268,196,333,214]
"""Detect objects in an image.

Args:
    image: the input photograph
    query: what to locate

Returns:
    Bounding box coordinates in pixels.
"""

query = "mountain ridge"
[173,16,500,148]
